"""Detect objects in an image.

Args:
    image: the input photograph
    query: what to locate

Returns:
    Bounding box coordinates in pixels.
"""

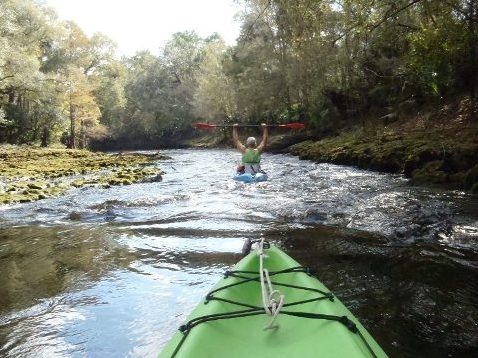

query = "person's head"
[246,137,257,148]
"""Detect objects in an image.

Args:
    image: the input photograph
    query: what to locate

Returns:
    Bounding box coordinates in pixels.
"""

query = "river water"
[0,149,477,357]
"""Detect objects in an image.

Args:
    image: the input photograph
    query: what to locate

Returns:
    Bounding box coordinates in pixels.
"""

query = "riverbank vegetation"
[0,0,477,188]
[0,146,166,204]
[291,97,478,192]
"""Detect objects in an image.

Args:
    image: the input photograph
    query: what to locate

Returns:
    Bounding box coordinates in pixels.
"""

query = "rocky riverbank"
[290,97,478,193]
[0,147,169,205]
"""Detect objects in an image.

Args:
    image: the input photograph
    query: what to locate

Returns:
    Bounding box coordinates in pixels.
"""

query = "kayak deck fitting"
[159,241,387,358]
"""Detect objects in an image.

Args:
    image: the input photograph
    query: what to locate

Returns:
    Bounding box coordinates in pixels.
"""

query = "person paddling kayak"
[232,123,268,175]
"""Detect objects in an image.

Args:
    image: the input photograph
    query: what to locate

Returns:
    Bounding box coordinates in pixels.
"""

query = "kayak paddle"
[192,122,305,130]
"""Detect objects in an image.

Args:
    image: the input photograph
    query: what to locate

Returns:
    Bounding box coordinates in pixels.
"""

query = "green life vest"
[242,149,261,163]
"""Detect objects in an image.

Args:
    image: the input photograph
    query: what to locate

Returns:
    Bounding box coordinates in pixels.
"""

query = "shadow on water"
[0,149,477,357]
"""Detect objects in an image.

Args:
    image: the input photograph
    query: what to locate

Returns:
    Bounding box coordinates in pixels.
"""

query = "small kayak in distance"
[159,243,388,358]
[233,172,268,183]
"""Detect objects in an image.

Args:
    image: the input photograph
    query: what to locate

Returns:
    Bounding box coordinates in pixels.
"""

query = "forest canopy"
[0,0,477,148]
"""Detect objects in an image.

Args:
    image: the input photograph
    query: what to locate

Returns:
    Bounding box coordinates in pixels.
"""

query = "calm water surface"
[1,149,477,357]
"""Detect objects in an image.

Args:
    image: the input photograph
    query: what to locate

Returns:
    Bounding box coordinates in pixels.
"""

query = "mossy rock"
[370,157,401,173]
[0,147,167,205]
[444,149,477,173]
[72,179,86,188]
[448,172,466,188]
[143,174,163,183]
[51,187,65,195]
[411,160,448,184]
[0,194,11,204]
[464,165,478,191]
[11,182,30,189]
[27,182,45,190]
[19,195,38,203]
[69,212,82,220]
[108,178,132,186]
[289,141,314,154]
[471,183,478,194]
[116,173,134,179]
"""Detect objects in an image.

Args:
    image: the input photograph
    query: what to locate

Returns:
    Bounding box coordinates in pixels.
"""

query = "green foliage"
[95,60,127,128]
[1,0,476,147]
[406,19,465,98]
[125,53,181,137]
[194,38,237,122]
[0,1,104,147]
[226,0,478,130]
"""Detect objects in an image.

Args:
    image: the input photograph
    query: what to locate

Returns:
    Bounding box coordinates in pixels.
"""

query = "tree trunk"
[79,118,85,149]
[32,115,38,142]
[8,90,16,105]
[469,0,477,98]
[69,102,76,148]
[41,127,50,147]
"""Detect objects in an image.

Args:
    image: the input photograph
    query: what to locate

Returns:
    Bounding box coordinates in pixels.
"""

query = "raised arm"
[257,123,268,152]
[232,124,246,152]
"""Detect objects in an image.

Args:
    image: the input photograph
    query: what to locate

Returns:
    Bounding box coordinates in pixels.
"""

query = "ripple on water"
[1,149,478,357]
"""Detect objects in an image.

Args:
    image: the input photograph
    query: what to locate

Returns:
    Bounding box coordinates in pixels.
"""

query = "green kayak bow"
[159,241,387,358]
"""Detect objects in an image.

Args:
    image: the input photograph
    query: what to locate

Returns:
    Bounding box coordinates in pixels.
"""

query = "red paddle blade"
[281,122,305,129]
[192,122,217,129]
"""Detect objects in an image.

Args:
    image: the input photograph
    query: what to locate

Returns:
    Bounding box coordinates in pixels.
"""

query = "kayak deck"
[159,245,387,358]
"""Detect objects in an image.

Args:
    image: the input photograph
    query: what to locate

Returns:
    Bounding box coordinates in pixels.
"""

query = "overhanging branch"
[367,0,424,32]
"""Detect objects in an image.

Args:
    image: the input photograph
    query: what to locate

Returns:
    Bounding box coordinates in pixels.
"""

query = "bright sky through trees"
[44,0,242,56]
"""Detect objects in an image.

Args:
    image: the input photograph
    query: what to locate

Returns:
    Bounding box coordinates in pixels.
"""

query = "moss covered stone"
[411,161,448,185]
[471,183,478,194]
[27,182,47,190]
[464,165,478,191]
[0,146,168,205]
